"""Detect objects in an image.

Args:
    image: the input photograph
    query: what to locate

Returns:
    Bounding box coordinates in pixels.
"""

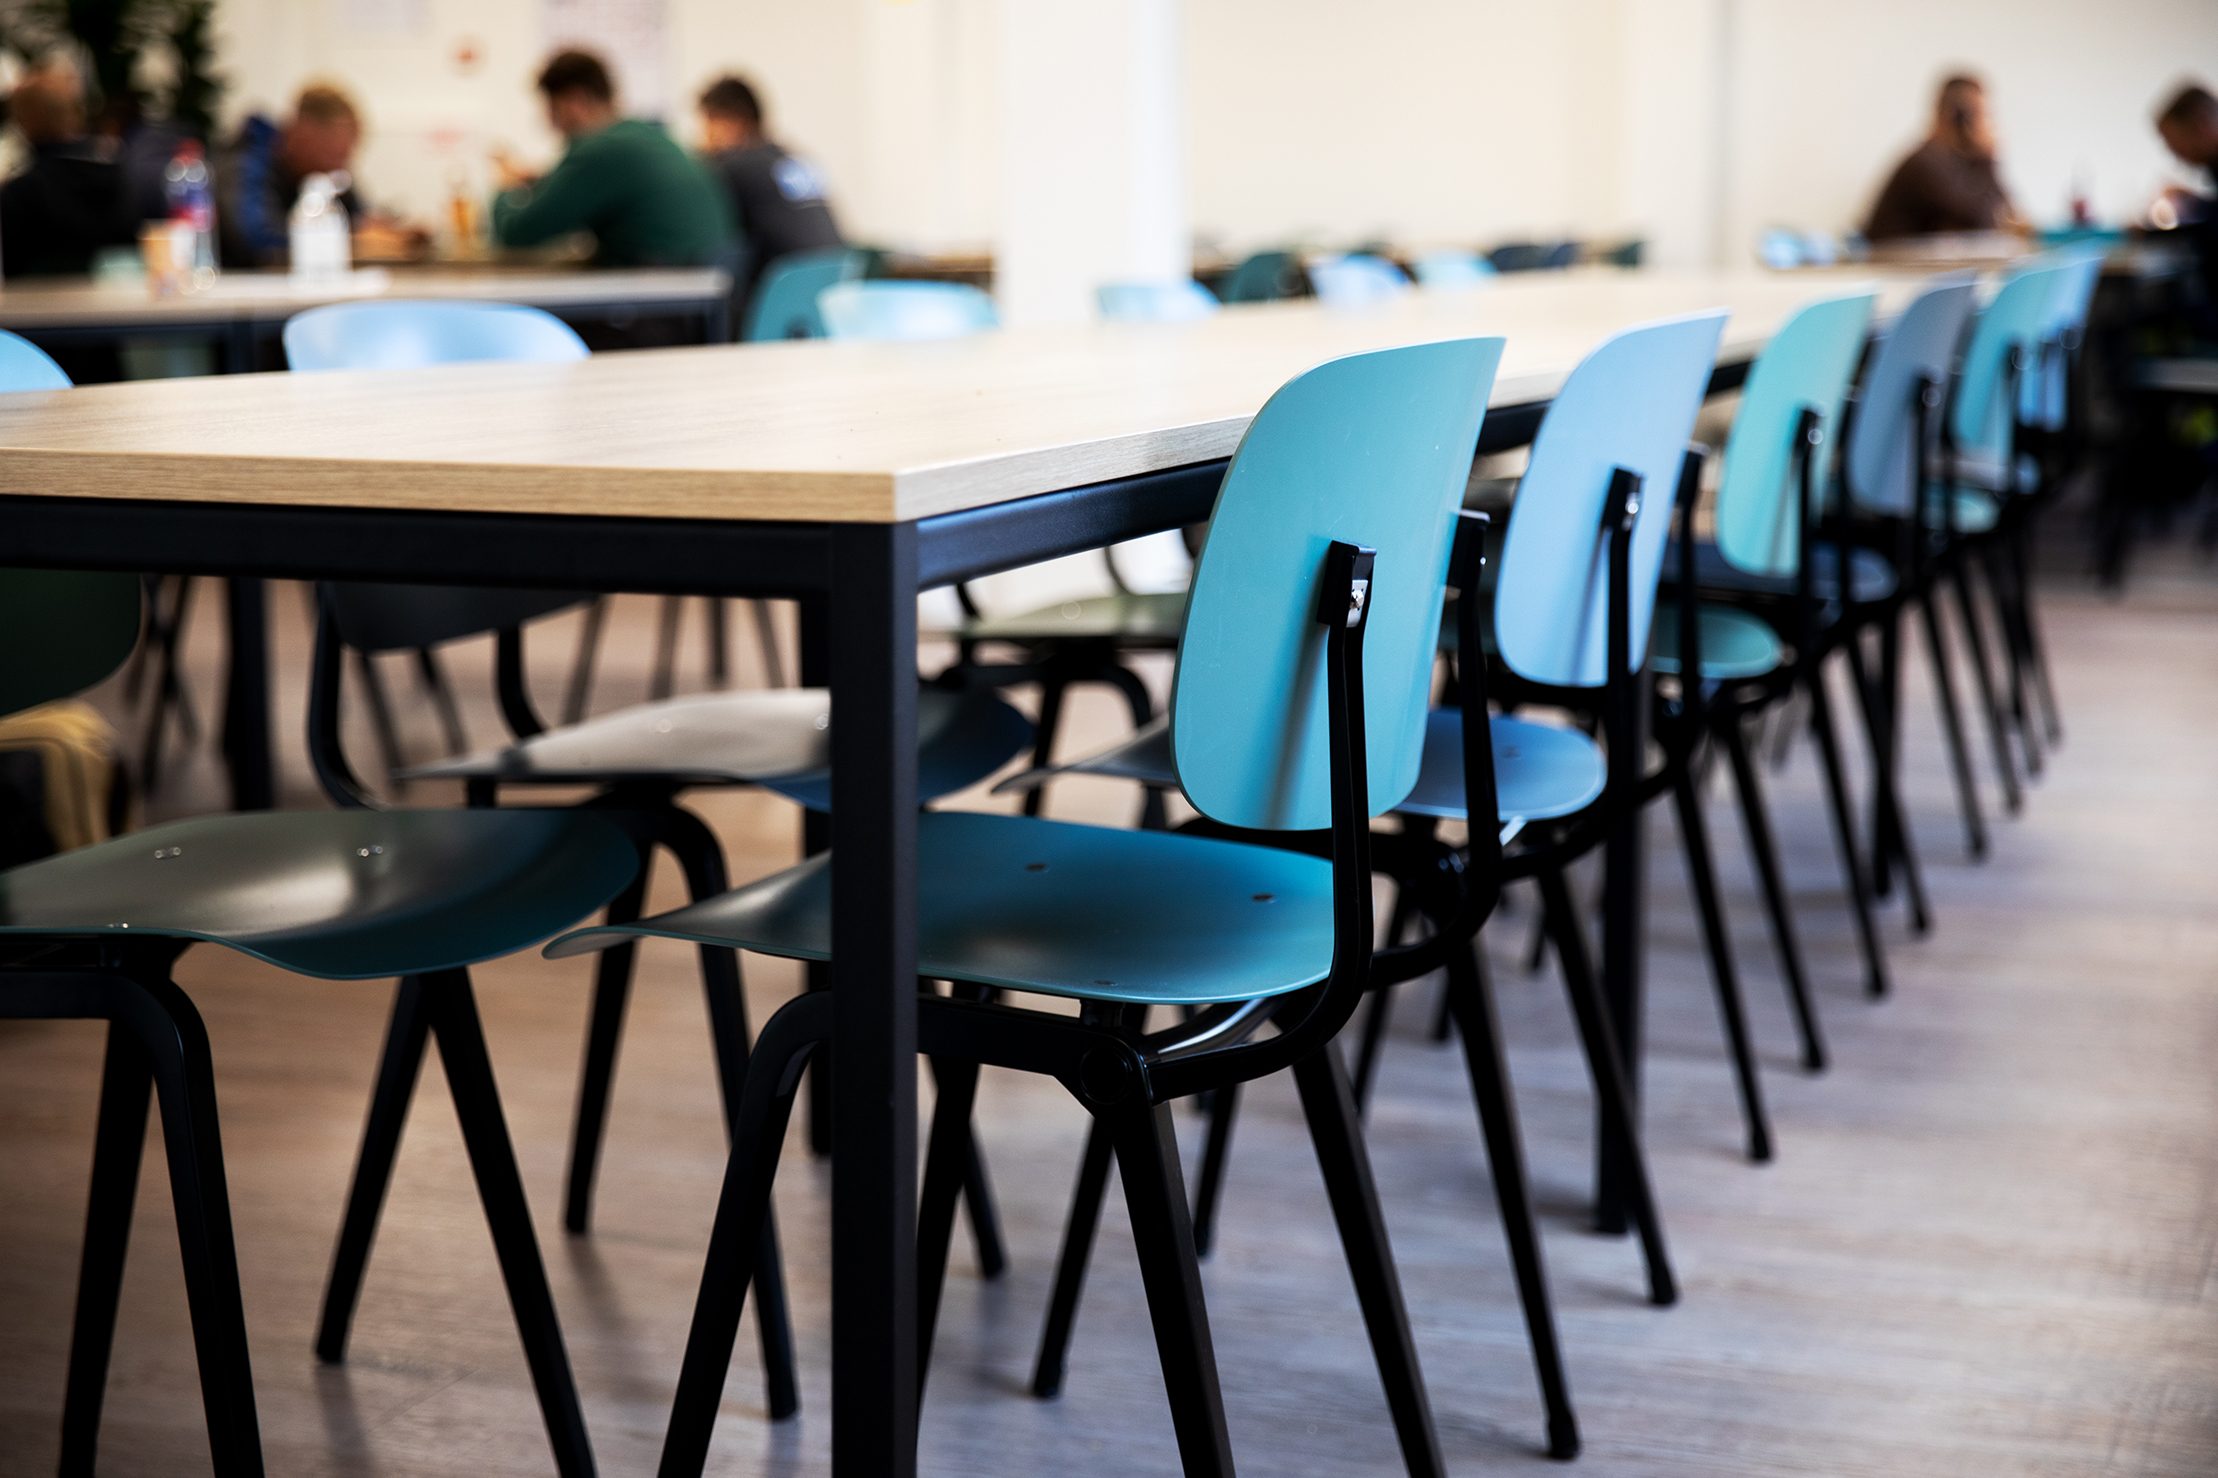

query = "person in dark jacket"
[212,84,370,268]
[696,75,844,316]
[1865,74,2026,244]
[0,64,140,278]
[2154,82,2218,336]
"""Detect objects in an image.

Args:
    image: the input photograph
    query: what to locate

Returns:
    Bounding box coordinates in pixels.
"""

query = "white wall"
[208,0,2218,266]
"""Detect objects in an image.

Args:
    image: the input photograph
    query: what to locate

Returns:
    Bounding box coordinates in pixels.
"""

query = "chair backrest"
[1308,253,1410,308]
[1219,250,1301,303]
[818,281,999,341]
[1411,251,1495,291]
[1169,337,1505,831]
[1713,290,1877,577]
[283,300,589,371]
[1843,273,1979,517]
[1948,263,2063,460]
[0,345,142,717]
[2021,244,2105,430]
[1493,311,1729,688]
[0,330,72,391]
[1096,280,1222,323]
[742,246,866,342]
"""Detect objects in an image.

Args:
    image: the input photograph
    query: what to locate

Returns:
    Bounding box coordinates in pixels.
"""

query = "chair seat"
[1930,486,2002,534]
[0,809,635,980]
[1398,711,1605,825]
[1663,539,1898,605]
[546,809,1332,1007]
[1649,602,1784,680]
[400,687,1032,810]
[960,590,1186,645]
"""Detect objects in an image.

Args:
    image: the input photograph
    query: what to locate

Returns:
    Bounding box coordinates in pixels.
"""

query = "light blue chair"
[2021,246,2105,432]
[1218,248,1301,302]
[1651,291,1895,1048]
[1096,279,1222,322]
[283,299,589,370]
[741,245,865,342]
[552,337,1560,1476]
[818,279,999,340]
[1309,252,1410,308]
[0,328,73,389]
[1411,250,1496,291]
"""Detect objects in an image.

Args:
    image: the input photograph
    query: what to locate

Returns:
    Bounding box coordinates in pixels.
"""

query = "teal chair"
[741,245,864,341]
[1411,250,1496,291]
[1309,252,1410,307]
[818,279,998,340]
[1217,248,1303,302]
[0,563,638,1474]
[0,328,73,389]
[1096,279,1221,322]
[1651,290,1893,1044]
[552,337,1529,1476]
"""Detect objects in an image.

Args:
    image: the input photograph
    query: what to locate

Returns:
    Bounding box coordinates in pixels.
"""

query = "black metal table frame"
[0,364,1742,1474]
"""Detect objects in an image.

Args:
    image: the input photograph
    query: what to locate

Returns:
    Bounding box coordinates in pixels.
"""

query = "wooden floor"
[5,544,2218,1477]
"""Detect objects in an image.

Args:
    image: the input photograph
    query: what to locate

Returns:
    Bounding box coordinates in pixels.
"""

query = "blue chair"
[818,279,999,340]
[1652,291,1894,1044]
[552,337,1533,1476]
[281,301,1031,1422]
[1096,278,1222,322]
[1411,250,1496,291]
[283,299,590,369]
[0,568,638,1473]
[1309,252,1411,307]
[0,327,74,389]
[741,245,865,341]
[1217,248,1303,302]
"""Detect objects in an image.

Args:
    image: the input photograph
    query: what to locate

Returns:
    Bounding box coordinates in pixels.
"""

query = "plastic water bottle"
[161,142,217,287]
[289,173,352,284]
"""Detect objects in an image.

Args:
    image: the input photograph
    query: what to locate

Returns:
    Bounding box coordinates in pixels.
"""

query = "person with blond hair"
[1865,73,2026,243]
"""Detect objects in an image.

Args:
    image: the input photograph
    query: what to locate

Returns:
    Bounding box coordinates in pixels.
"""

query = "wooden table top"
[0,267,1924,526]
[0,267,731,329]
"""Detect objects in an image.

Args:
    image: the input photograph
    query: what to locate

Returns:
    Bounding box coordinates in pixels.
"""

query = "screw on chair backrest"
[1842,274,1979,517]
[1167,337,1505,832]
[1949,263,2066,463]
[1411,251,1496,291]
[2020,245,2106,432]
[1095,279,1222,323]
[1219,250,1301,303]
[1308,254,1410,308]
[1491,311,1729,689]
[0,337,140,719]
[282,299,590,371]
[742,246,866,341]
[817,281,999,341]
[1712,290,1877,578]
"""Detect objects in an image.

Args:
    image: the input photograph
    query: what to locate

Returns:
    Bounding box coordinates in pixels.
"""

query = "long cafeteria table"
[0,264,1917,1477]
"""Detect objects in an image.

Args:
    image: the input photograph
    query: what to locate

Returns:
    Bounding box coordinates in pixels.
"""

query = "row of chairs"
[2,244,2102,1477]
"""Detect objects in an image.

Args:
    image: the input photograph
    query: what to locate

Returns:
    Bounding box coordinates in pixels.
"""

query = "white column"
[996,0,1187,328]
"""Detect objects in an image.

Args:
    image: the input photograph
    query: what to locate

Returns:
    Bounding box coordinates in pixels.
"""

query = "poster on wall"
[542,0,670,121]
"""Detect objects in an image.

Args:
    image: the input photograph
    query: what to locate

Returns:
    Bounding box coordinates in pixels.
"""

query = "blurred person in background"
[697,75,844,321]
[1865,73,2026,243]
[491,50,730,272]
[2152,82,2218,334]
[214,84,422,268]
[0,59,142,278]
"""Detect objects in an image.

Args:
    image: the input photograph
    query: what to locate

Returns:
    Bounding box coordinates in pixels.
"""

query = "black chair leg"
[1189,1079,1240,1258]
[59,1022,156,1477]
[562,863,650,1234]
[1919,590,1988,859]
[963,1126,1009,1278]
[1948,558,2023,813]
[1350,982,1396,1113]
[651,595,684,701]
[317,975,434,1362]
[659,994,827,1478]
[562,597,609,726]
[2012,520,2063,744]
[352,648,408,781]
[1292,1046,1447,1478]
[748,599,787,688]
[414,647,469,756]
[1109,1098,1236,1478]
[423,969,597,1478]
[1031,1113,1115,1399]
[916,1056,982,1397]
[1022,678,1070,818]
[1435,936,1580,1459]
[1983,542,2042,778]
[1807,665,1892,999]
[1844,633,1932,935]
[1534,868,1677,1305]
[1719,714,1827,1072]
[1668,751,1773,1163]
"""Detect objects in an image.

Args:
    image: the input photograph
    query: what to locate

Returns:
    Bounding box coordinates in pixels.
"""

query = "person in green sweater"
[491,50,731,269]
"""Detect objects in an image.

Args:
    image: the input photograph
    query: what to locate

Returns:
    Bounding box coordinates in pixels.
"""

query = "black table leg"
[221,577,273,811]
[1594,672,1651,1234]
[799,595,835,1156]
[829,523,919,1478]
